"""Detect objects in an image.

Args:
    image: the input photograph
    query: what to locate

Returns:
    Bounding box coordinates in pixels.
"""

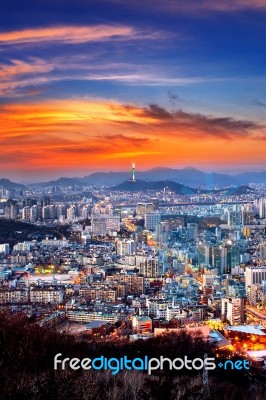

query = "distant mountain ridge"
[0,174,254,196]
[32,177,83,187]
[0,179,25,189]
[82,168,265,186]
[29,167,265,187]
[81,168,235,187]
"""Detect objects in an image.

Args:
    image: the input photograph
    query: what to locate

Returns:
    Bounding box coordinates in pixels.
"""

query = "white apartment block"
[221,297,244,325]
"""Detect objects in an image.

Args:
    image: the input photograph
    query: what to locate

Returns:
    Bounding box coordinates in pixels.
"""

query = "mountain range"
[0,179,24,189]
[0,167,265,189]
[30,167,266,187]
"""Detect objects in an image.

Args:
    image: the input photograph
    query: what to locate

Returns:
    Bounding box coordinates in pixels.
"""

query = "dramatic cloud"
[1,100,264,138]
[110,103,265,140]
[0,25,135,46]
[140,105,264,138]
[0,98,265,179]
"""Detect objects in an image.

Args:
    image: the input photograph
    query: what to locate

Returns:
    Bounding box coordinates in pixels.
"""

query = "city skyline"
[1,0,266,181]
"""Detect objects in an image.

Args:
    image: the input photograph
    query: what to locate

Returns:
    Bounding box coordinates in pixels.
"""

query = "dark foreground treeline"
[0,313,266,400]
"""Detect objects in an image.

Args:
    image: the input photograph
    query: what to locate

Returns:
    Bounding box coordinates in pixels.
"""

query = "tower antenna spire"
[132,160,136,182]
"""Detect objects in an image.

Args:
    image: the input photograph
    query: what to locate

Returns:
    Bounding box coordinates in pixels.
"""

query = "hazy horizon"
[1,164,266,184]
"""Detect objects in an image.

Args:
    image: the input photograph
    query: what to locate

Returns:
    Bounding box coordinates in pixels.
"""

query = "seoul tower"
[132,160,136,182]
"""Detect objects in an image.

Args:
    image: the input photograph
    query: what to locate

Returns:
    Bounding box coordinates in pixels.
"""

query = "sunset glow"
[0,0,265,181]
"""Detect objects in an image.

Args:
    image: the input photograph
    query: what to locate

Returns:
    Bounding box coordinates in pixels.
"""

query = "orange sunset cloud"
[0,98,265,179]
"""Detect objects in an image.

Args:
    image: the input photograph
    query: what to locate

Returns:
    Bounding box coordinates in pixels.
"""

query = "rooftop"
[226,325,266,336]
[85,320,109,329]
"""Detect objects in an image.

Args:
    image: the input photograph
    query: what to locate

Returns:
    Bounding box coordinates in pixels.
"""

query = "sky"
[0,0,266,182]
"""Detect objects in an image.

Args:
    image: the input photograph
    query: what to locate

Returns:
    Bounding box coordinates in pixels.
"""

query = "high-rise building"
[91,216,107,235]
[116,239,135,256]
[10,204,19,220]
[0,243,10,255]
[21,206,30,222]
[221,297,244,325]
[43,197,51,206]
[136,203,154,216]
[260,242,266,262]
[224,242,240,272]
[66,205,76,221]
[136,255,159,277]
[105,216,120,232]
[247,284,265,306]
[227,210,242,225]
[245,265,266,290]
[179,226,187,241]
[145,211,161,231]
[197,245,207,266]
[0,188,15,199]
[202,270,218,287]
[156,222,169,247]
[187,223,198,241]
[258,198,266,219]
[42,205,56,220]
[242,210,254,225]
[30,205,38,223]
[56,204,66,219]
[205,245,227,274]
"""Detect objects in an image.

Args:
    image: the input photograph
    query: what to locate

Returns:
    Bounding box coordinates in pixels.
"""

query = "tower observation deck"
[131,161,136,182]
